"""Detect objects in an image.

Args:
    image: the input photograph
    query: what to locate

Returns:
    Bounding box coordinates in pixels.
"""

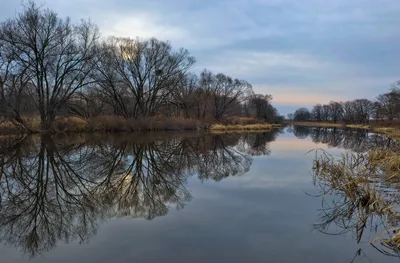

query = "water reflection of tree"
[292,126,398,152]
[196,134,251,181]
[0,131,279,256]
[0,136,102,256]
[292,126,310,139]
[237,132,278,156]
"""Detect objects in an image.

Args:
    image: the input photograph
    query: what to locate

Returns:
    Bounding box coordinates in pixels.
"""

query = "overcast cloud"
[1,0,399,114]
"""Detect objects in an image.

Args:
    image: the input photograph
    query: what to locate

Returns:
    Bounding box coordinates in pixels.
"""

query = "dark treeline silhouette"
[291,126,398,152]
[289,85,400,124]
[0,2,282,133]
[0,130,279,256]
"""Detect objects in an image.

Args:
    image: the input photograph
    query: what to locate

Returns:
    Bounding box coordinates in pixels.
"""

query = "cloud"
[198,50,330,76]
[101,14,187,43]
[0,0,399,115]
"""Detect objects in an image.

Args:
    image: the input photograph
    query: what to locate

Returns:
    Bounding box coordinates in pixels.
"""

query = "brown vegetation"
[210,123,280,133]
[0,3,282,134]
[312,149,400,256]
[0,115,284,134]
[304,119,400,255]
[0,116,209,133]
[288,121,347,128]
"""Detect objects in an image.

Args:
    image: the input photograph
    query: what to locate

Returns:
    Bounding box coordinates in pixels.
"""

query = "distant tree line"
[289,86,400,124]
[0,2,282,132]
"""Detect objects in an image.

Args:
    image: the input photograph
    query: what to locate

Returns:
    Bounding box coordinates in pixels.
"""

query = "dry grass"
[0,120,25,134]
[373,127,400,141]
[370,120,400,128]
[289,121,346,128]
[0,115,285,134]
[312,149,400,254]
[210,123,280,133]
[0,116,207,133]
[346,124,370,129]
[368,149,400,179]
[58,118,280,133]
[57,116,206,132]
[290,121,371,129]
[54,117,88,132]
[313,148,400,183]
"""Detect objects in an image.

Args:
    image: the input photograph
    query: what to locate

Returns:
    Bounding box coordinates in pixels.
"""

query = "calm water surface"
[0,127,399,263]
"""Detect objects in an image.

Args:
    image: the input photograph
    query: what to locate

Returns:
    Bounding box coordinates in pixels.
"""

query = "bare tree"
[248,94,278,121]
[200,70,253,121]
[293,107,311,121]
[328,101,343,123]
[376,92,400,121]
[342,101,355,124]
[99,37,195,118]
[321,104,330,122]
[0,38,36,129]
[353,99,373,124]
[93,40,130,117]
[67,89,105,118]
[311,104,323,122]
[170,72,200,118]
[0,2,100,130]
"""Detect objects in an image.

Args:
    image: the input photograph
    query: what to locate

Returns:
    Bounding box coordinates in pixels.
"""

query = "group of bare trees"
[0,2,282,131]
[290,87,400,124]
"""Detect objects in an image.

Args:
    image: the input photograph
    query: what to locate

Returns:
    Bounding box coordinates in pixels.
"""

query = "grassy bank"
[289,121,400,141]
[0,116,207,134]
[312,149,400,254]
[289,121,369,129]
[0,116,281,134]
[372,127,400,140]
[210,123,281,133]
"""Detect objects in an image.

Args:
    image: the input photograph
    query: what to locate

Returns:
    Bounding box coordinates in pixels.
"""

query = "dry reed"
[210,123,280,133]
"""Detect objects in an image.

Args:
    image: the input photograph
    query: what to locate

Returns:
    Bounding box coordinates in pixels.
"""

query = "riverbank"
[0,117,206,134]
[289,121,400,141]
[0,116,281,134]
[288,121,369,129]
[372,127,400,140]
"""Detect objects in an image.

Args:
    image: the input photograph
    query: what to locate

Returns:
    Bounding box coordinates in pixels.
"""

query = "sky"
[1,0,399,115]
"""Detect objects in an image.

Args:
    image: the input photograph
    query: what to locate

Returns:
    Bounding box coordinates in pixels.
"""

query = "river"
[0,127,398,263]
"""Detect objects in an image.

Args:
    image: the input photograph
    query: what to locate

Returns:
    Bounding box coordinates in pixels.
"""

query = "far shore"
[288,121,400,140]
[288,121,369,129]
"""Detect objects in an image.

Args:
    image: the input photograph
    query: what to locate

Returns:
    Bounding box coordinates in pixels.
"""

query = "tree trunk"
[40,114,54,132]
